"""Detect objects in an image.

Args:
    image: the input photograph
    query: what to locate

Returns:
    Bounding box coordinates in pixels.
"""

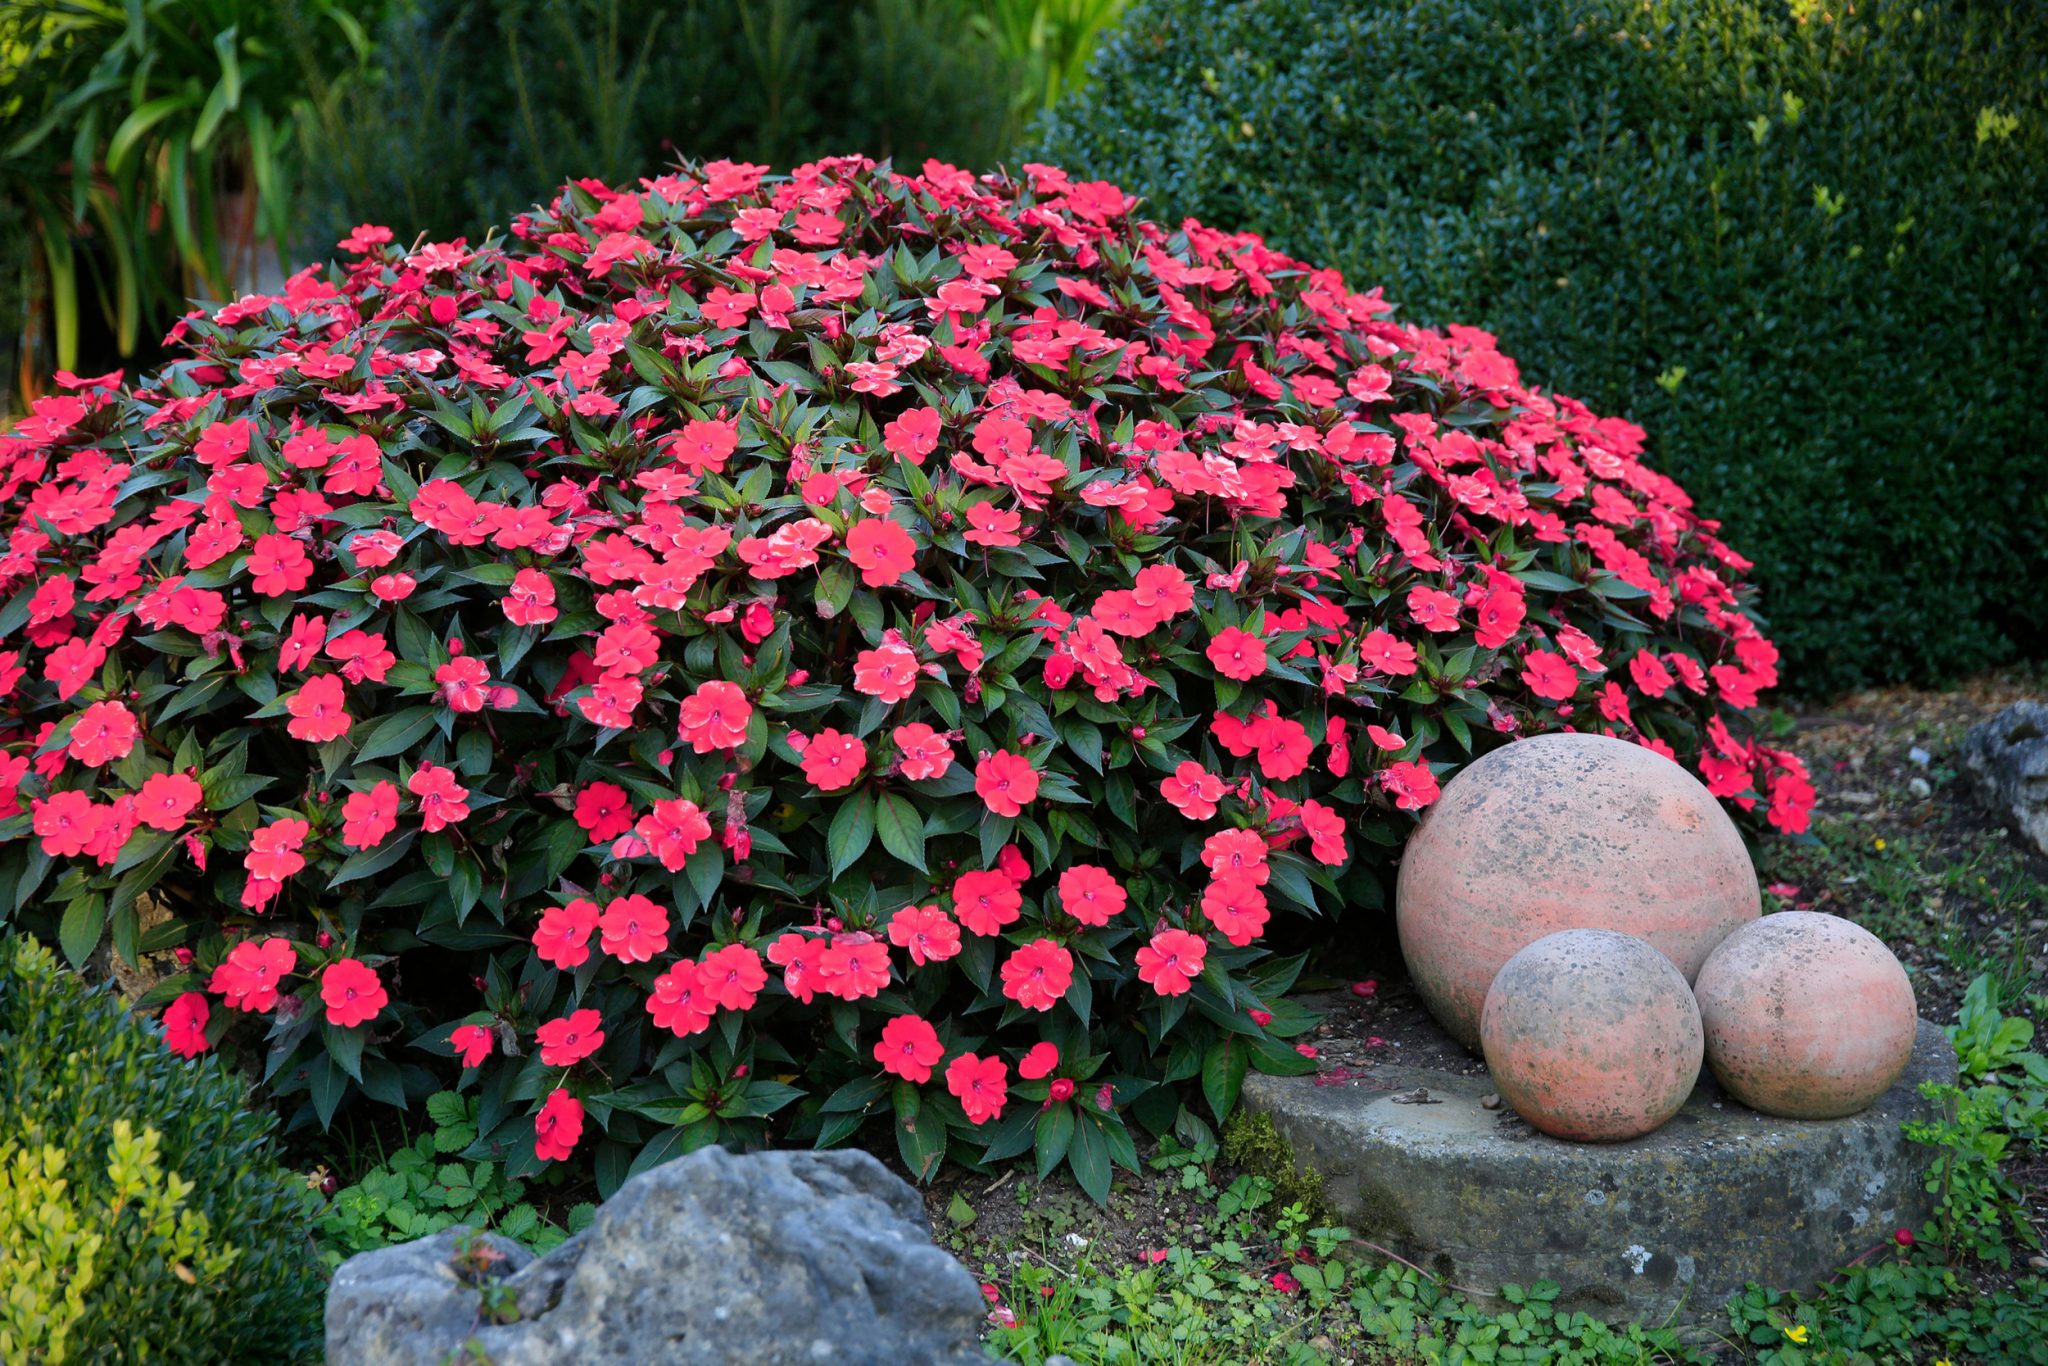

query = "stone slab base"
[1243,1018,1954,1332]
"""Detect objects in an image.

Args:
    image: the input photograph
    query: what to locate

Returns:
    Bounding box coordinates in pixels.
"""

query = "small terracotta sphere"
[1397,731,1760,1047]
[1481,929,1704,1142]
[1693,912,1918,1119]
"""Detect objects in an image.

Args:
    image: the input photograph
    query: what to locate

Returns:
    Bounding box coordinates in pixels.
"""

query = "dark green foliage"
[1033,0,2048,693]
[0,937,324,1364]
[288,0,1024,255]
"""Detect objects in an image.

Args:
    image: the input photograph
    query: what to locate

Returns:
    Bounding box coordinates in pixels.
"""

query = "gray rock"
[1963,700,2048,856]
[326,1146,989,1366]
[1243,1015,1954,1337]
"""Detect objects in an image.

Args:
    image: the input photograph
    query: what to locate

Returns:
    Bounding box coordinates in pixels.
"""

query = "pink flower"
[854,644,920,703]
[1299,800,1348,866]
[574,781,635,841]
[135,772,203,831]
[679,680,752,753]
[1206,626,1268,681]
[598,893,670,962]
[1521,649,1579,702]
[504,568,558,624]
[1406,585,1462,632]
[1160,761,1228,820]
[1018,1041,1060,1080]
[700,943,767,1011]
[244,817,310,881]
[285,674,351,742]
[407,762,470,831]
[945,1052,1009,1125]
[974,749,1040,816]
[845,518,917,587]
[210,937,297,1013]
[247,533,313,596]
[1200,879,1270,947]
[964,503,1022,547]
[951,870,1022,936]
[321,958,388,1027]
[766,932,830,1004]
[67,700,139,766]
[635,797,711,871]
[162,991,211,1058]
[818,935,891,999]
[799,729,866,792]
[1000,939,1074,1012]
[451,1024,494,1068]
[536,1008,605,1066]
[342,781,400,849]
[648,960,713,1036]
[534,1088,583,1162]
[32,790,103,857]
[892,722,956,781]
[883,407,943,464]
[887,904,962,965]
[1359,629,1418,677]
[1380,760,1441,811]
[1057,864,1126,926]
[875,1014,945,1083]
[1135,928,1207,997]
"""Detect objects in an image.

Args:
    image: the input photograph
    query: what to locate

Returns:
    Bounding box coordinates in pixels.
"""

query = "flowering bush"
[0,155,1810,1198]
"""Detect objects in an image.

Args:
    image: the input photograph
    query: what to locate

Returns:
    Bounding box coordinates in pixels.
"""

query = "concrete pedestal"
[1243,1019,1955,1330]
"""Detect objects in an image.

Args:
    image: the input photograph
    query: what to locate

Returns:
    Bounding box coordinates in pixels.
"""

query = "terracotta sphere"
[1396,731,1759,1047]
[1481,929,1704,1142]
[1693,911,1918,1119]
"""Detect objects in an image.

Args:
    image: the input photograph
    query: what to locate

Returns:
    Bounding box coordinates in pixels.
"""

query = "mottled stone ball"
[1693,912,1918,1119]
[1397,731,1760,1047]
[1480,929,1704,1142]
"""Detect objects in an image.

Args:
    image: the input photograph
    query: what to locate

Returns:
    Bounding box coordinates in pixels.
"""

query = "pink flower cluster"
[0,154,1804,1179]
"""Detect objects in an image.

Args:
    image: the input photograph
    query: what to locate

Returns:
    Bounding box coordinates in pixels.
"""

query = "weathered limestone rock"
[1963,700,2048,857]
[1244,1015,1954,1333]
[327,1146,990,1365]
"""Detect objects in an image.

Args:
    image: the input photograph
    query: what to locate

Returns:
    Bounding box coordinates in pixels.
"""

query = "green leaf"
[814,562,855,619]
[827,790,876,878]
[58,893,105,968]
[1067,1114,1112,1203]
[1202,1036,1250,1125]
[354,706,439,764]
[874,792,926,872]
[894,1082,946,1183]
[1035,1103,1077,1179]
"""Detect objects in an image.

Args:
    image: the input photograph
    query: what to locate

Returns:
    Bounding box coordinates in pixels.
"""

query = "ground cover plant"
[0,155,1811,1201]
[1031,0,2048,695]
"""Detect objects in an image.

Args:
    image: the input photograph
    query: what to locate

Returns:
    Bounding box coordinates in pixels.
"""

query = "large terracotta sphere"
[1481,929,1704,1142]
[1694,912,1918,1119]
[1396,731,1759,1047]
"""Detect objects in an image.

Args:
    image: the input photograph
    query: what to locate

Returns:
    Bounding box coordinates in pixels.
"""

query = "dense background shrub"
[0,157,1807,1197]
[1032,0,2048,694]
[0,936,323,1364]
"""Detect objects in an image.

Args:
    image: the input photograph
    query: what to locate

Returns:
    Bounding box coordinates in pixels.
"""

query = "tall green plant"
[0,0,377,380]
[974,0,1124,117]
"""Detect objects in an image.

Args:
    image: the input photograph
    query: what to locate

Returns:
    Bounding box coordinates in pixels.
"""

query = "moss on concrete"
[1222,1109,1330,1223]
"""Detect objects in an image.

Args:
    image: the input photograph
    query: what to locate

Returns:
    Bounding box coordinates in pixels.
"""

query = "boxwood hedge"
[1032,0,2048,692]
